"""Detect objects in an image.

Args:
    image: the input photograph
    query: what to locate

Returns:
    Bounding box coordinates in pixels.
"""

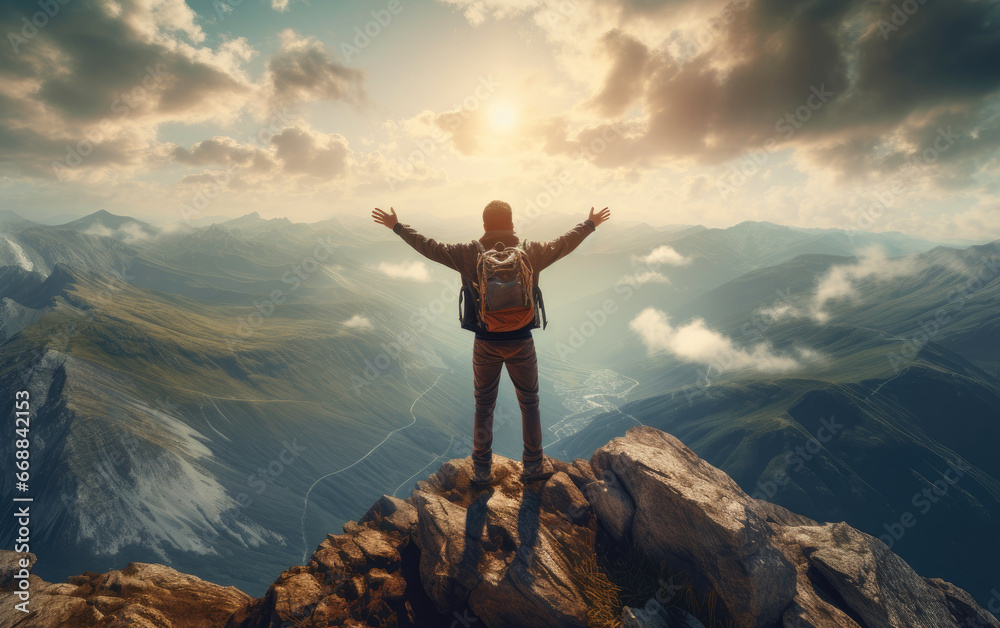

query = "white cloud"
[118,222,155,243]
[343,314,373,329]
[83,222,154,244]
[756,301,796,321]
[761,246,919,323]
[632,245,691,266]
[377,261,431,282]
[629,307,805,373]
[271,0,291,11]
[438,0,543,27]
[619,245,690,286]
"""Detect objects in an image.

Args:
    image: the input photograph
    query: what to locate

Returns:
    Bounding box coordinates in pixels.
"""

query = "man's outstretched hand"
[372,207,398,230]
[588,207,611,228]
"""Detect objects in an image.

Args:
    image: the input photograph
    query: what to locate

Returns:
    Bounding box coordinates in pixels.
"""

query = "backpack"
[458,241,547,333]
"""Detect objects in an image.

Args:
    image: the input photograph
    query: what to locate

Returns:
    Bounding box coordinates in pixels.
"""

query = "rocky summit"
[0,553,250,627]
[3,426,997,627]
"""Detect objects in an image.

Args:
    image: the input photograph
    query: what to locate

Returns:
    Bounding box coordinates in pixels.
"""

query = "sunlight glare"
[489,104,517,132]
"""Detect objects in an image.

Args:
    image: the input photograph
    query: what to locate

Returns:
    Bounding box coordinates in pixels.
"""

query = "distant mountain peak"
[79,209,123,222]
[197,223,247,244]
[727,220,803,233]
[220,212,295,228]
[57,209,149,231]
[224,211,261,222]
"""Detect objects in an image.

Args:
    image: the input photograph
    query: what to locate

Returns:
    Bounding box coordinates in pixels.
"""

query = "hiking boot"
[471,461,494,486]
[521,456,553,482]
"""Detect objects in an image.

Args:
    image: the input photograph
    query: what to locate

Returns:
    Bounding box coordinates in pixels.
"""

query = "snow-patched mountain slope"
[10,350,282,562]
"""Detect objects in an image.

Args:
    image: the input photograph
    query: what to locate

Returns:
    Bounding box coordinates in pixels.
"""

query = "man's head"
[483,200,514,232]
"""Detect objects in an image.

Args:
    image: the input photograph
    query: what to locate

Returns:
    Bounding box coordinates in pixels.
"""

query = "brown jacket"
[392,219,596,339]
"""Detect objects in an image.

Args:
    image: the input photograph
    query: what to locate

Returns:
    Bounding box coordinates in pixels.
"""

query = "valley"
[0,209,996,612]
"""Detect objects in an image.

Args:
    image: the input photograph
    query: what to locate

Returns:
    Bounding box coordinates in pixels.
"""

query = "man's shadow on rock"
[462,490,490,575]
[515,482,542,584]
[460,478,543,588]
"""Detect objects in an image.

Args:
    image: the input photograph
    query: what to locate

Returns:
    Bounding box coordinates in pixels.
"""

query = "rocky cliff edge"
[3,426,997,628]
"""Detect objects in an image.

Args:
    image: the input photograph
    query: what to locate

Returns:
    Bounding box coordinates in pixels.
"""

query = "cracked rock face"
[592,427,999,628]
[592,427,799,627]
[776,523,1000,628]
[583,475,634,542]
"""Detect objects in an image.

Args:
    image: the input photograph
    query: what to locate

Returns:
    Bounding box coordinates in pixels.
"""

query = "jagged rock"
[11,426,997,628]
[0,559,250,627]
[359,494,419,537]
[227,521,430,628]
[754,498,819,527]
[927,579,1000,628]
[772,525,867,628]
[358,528,403,567]
[621,600,669,628]
[413,456,598,628]
[592,426,798,627]
[785,522,998,628]
[0,551,35,586]
[410,488,485,610]
[583,475,635,541]
[551,457,599,491]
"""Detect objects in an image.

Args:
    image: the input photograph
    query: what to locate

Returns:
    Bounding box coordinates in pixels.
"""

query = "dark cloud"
[270,127,350,179]
[0,1,369,183]
[0,0,253,179]
[169,126,358,183]
[850,0,1000,122]
[4,0,248,124]
[0,115,153,180]
[169,124,365,184]
[172,138,276,173]
[590,29,651,116]
[267,37,365,109]
[555,0,1000,185]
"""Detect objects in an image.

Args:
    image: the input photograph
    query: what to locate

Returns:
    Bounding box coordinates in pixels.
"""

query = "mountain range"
[0,208,996,617]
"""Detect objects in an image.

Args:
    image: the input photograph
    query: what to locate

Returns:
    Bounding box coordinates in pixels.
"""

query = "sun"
[488,104,518,132]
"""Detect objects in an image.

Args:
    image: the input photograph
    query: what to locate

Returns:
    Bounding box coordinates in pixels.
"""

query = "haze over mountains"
[0,208,996,614]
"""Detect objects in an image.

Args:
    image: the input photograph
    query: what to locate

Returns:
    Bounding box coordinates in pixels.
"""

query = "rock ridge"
[3,426,997,628]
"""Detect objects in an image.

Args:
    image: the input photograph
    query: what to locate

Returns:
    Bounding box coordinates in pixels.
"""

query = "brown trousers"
[472,336,543,466]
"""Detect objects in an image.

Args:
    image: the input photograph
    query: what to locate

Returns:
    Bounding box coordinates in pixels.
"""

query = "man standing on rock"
[372,201,610,485]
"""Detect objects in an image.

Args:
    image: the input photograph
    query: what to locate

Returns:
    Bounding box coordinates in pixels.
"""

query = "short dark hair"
[483,200,513,230]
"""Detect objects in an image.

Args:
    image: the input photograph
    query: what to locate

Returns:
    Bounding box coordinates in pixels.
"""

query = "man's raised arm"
[372,207,466,272]
[529,206,611,272]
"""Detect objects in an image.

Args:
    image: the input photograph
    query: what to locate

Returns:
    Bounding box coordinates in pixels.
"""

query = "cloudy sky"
[1,0,999,239]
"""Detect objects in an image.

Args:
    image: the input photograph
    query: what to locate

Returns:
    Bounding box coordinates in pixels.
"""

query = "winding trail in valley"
[298,373,443,562]
[391,434,457,499]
